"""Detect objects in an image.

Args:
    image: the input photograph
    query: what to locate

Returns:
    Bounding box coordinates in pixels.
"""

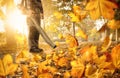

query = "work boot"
[29,47,43,53]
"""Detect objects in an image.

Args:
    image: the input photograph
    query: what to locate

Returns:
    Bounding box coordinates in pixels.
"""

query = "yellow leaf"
[87,69,103,78]
[22,65,30,78]
[111,44,120,68]
[94,55,114,69]
[73,5,87,21]
[33,54,42,62]
[17,50,31,58]
[73,5,81,15]
[57,57,69,67]
[69,12,80,22]
[71,59,84,68]
[85,63,97,77]
[3,54,13,75]
[7,64,18,75]
[71,61,85,78]
[94,55,106,64]
[80,45,98,62]
[65,34,79,48]
[0,54,18,76]
[64,71,71,78]
[3,54,13,65]
[0,59,5,76]
[86,0,118,20]
[76,28,88,40]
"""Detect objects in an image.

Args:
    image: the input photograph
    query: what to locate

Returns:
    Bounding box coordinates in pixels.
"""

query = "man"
[19,0,56,53]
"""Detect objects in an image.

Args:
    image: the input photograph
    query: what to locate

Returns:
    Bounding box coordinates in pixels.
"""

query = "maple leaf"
[65,34,79,48]
[57,57,69,67]
[86,0,118,20]
[33,54,42,62]
[69,12,80,22]
[71,59,85,78]
[111,44,120,69]
[85,63,97,77]
[107,19,120,29]
[22,65,30,78]
[86,69,104,78]
[76,28,88,40]
[0,54,18,76]
[94,55,113,69]
[80,45,98,62]
[73,5,87,20]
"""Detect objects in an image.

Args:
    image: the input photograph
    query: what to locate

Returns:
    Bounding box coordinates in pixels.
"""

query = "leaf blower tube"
[30,17,56,48]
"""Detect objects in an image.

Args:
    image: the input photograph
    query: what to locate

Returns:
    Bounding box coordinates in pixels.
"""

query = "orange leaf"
[22,65,30,78]
[85,63,97,77]
[73,5,87,20]
[111,44,120,68]
[107,19,120,30]
[80,45,98,62]
[65,34,79,48]
[86,0,118,20]
[57,57,69,67]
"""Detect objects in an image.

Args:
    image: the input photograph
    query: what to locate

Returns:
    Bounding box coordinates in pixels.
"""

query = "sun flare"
[0,0,28,36]
[7,8,28,35]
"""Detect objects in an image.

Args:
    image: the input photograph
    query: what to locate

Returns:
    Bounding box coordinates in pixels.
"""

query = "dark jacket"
[20,0,43,14]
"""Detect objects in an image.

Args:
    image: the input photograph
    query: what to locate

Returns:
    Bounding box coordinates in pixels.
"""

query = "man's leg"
[28,26,43,52]
[28,26,38,48]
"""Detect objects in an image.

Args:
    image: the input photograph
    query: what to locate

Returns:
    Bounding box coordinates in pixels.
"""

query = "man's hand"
[40,13,44,19]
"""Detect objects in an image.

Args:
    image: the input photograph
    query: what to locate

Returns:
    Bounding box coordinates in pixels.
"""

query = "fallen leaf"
[22,65,30,78]
[0,54,18,76]
[85,63,97,77]
[65,34,79,48]
[111,44,120,69]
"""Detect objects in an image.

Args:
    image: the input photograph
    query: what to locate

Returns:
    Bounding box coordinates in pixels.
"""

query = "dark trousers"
[26,13,56,49]
[27,13,40,48]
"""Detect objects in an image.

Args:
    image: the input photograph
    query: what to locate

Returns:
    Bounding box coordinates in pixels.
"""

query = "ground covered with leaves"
[0,35,120,78]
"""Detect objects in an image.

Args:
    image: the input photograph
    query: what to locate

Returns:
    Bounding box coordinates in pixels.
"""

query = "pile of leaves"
[0,34,120,78]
